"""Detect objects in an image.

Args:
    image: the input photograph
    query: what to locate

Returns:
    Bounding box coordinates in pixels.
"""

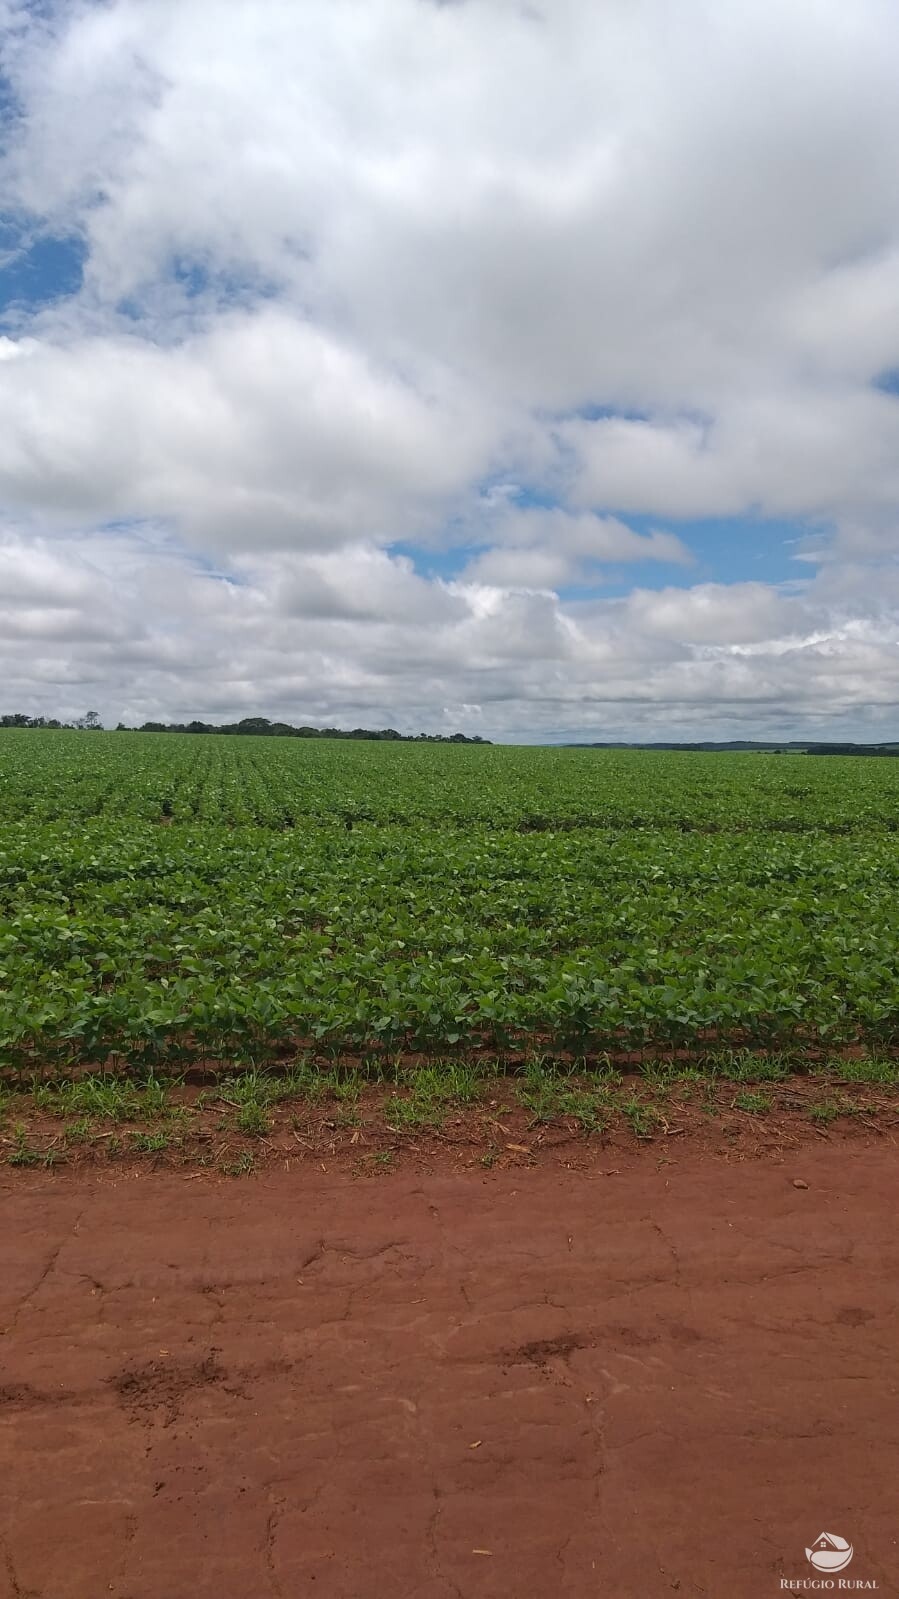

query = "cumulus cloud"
[0,0,898,735]
[2,526,897,742]
[0,311,502,545]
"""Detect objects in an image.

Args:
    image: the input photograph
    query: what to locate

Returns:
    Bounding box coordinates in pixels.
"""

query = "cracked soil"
[1,1139,898,1597]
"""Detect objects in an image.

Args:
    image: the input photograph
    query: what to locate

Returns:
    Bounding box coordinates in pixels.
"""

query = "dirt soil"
[2,1141,898,1598]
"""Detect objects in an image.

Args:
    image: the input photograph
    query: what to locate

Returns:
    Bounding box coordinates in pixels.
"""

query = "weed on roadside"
[808,1100,843,1125]
[63,1117,94,1145]
[7,1125,62,1168]
[236,1102,269,1137]
[56,1076,141,1121]
[618,1097,663,1139]
[824,1057,899,1085]
[130,1129,173,1154]
[220,1151,256,1176]
[733,1090,772,1114]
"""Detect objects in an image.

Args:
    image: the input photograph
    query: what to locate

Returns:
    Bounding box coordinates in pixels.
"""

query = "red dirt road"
[2,1144,898,1598]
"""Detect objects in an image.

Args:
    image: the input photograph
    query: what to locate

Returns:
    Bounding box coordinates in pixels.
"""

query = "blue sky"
[0,225,85,312]
[392,514,813,597]
[0,0,898,739]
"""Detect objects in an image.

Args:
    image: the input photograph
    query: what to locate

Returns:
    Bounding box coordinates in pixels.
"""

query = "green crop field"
[1,730,898,1075]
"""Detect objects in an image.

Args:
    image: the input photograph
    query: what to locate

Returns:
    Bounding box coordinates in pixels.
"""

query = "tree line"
[0,712,490,743]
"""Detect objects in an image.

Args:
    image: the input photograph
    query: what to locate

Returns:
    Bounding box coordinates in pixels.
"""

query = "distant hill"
[563,740,899,755]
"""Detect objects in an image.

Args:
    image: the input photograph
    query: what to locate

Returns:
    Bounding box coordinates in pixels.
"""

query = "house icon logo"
[806,1533,854,1573]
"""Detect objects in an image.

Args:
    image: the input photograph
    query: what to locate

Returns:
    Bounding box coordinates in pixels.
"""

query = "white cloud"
[0,0,898,734]
[0,310,503,545]
[560,393,899,524]
[621,583,812,647]
[460,508,691,588]
[1,527,897,740]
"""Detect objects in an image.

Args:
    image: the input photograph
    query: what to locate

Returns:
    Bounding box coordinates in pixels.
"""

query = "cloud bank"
[1,0,898,737]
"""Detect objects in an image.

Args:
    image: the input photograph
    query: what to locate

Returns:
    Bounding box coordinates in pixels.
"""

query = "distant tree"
[76,710,103,731]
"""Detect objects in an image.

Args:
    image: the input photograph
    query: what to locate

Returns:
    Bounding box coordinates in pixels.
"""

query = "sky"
[1,0,899,741]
